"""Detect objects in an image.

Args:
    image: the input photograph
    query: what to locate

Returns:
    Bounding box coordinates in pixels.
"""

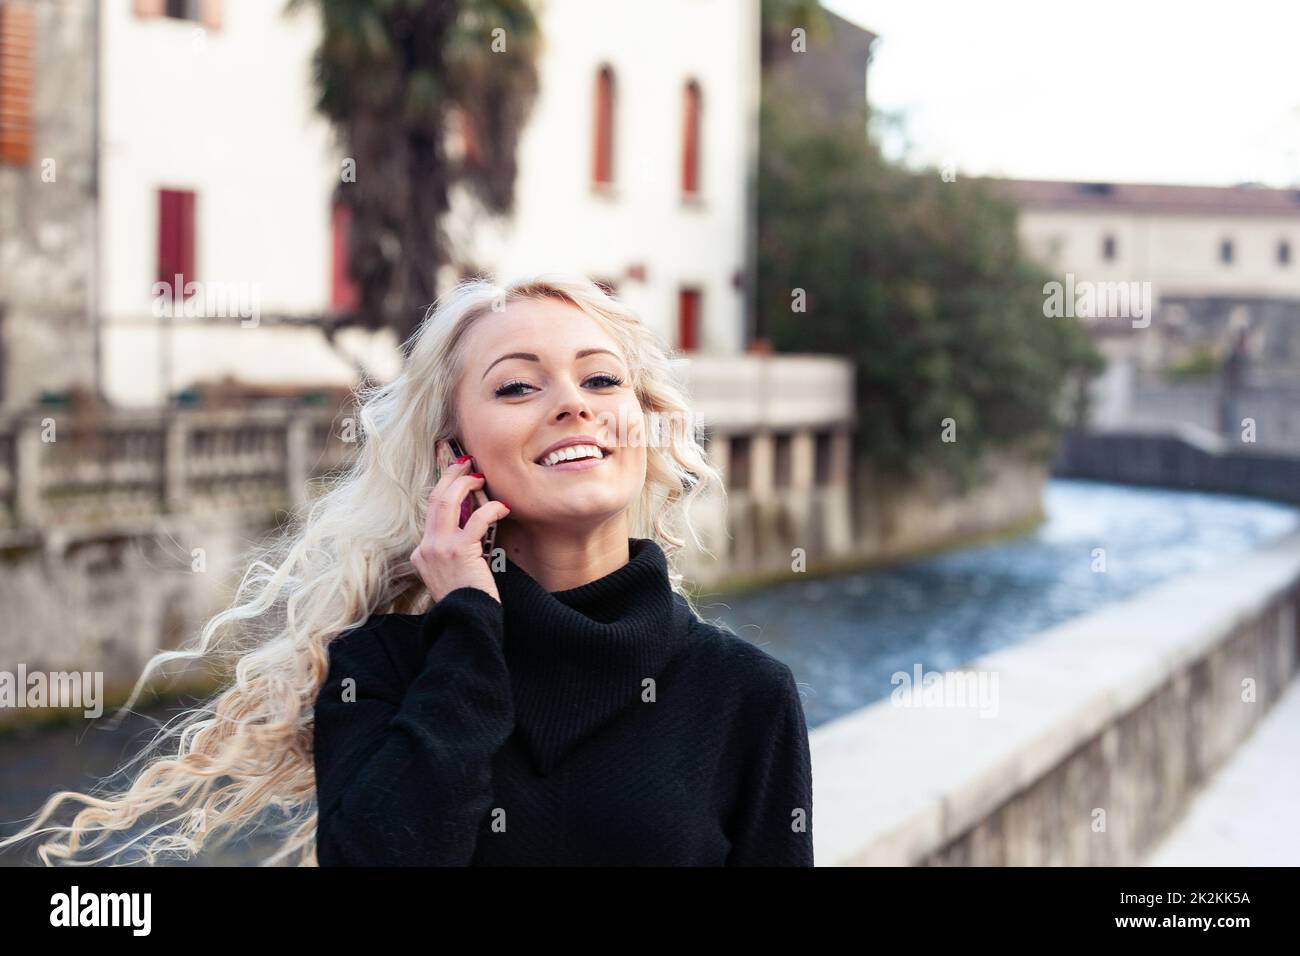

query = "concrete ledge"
[811,528,1300,865]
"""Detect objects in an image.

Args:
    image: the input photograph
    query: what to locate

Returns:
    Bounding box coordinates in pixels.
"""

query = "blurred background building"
[993,177,1300,447]
[997,178,1300,374]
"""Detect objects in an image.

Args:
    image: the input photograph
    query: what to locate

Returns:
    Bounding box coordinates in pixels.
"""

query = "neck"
[494,518,633,592]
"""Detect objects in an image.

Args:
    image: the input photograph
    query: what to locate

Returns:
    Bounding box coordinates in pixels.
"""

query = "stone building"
[990,177,1300,384]
[0,0,99,407]
[0,0,867,583]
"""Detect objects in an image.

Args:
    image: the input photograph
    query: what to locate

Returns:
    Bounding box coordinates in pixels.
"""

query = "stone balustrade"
[0,405,356,544]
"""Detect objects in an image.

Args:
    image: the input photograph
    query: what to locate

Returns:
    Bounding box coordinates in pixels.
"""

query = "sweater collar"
[496,537,692,777]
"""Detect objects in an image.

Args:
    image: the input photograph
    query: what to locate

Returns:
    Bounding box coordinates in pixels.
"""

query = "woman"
[3,273,813,866]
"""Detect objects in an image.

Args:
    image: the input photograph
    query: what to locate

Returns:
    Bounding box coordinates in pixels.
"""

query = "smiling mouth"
[534,445,613,467]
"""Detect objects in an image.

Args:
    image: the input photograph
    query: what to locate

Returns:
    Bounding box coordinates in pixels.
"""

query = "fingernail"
[499,501,509,510]
[454,454,471,464]
[470,472,484,478]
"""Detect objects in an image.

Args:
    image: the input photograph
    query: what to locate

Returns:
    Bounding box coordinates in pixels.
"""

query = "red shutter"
[331,202,360,312]
[678,288,700,352]
[592,67,614,185]
[158,189,196,300]
[0,1,34,165]
[682,81,700,195]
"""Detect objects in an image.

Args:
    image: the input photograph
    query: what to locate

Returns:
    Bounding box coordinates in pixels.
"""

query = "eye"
[494,379,532,398]
[493,373,625,398]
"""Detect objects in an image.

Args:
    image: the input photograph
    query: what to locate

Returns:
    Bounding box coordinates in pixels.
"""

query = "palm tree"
[286,0,541,348]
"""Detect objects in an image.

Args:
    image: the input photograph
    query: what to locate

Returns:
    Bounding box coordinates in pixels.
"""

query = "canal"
[2,477,1296,865]
[705,477,1300,730]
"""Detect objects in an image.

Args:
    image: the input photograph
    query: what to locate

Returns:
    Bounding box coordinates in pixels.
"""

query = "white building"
[1,0,764,408]
[0,0,865,579]
[990,178,1300,375]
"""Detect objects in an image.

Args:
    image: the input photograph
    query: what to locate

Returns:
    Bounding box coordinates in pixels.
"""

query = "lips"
[533,436,613,465]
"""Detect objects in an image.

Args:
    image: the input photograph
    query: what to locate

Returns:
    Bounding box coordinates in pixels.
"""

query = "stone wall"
[683,438,1051,589]
[1054,425,1300,505]
[0,0,99,408]
[811,527,1300,865]
[0,516,276,723]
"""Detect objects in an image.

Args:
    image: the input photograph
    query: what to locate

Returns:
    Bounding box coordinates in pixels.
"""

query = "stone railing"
[0,405,358,544]
[811,527,1300,865]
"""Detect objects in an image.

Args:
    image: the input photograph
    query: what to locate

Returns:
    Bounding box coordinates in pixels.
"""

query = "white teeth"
[540,444,606,467]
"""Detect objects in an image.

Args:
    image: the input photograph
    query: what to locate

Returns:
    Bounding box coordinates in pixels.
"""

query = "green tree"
[757,78,1103,485]
[287,0,541,347]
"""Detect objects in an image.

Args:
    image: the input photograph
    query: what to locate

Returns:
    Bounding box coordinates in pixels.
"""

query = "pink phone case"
[442,438,498,557]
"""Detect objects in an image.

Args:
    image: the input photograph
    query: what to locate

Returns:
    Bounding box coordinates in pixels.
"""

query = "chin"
[531,494,637,525]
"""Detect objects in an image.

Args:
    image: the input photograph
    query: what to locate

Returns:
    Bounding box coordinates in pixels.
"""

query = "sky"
[820,0,1300,187]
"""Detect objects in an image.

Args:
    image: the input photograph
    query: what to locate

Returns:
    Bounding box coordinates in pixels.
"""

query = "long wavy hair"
[0,272,725,866]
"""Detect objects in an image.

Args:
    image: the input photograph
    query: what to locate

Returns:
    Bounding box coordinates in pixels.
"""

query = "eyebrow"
[481,348,624,381]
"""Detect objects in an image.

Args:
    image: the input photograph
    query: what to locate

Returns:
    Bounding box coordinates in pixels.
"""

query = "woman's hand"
[411,456,512,605]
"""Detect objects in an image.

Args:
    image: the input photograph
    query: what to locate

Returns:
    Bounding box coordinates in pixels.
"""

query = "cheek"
[477,418,530,469]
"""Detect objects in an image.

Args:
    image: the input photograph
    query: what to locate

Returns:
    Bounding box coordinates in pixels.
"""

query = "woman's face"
[451,297,648,532]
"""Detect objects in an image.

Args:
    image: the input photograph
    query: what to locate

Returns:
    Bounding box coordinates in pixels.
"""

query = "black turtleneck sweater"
[312,537,813,866]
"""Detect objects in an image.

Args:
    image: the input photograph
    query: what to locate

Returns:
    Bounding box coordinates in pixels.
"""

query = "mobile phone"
[438,437,499,558]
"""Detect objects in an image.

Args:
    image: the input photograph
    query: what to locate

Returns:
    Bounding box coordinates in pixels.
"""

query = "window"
[814,430,833,486]
[1220,238,1234,265]
[1102,234,1116,261]
[678,287,701,351]
[0,1,34,165]
[157,189,196,301]
[728,435,751,491]
[682,80,702,196]
[1280,240,1292,266]
[592,65,615,186]
[331,201,360,311]
[773,432,792,488]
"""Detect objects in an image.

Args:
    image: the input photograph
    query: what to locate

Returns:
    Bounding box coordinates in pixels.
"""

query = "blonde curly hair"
[0,271,725,866]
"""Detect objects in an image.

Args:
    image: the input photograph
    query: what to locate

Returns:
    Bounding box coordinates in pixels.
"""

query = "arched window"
[592,65,615,186]
[682,80,702,196]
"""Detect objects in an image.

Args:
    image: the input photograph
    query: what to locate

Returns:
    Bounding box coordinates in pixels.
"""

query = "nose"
[549,378,596,424]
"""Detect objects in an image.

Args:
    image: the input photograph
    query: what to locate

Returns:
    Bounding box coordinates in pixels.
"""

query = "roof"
[984,177,1300,216]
